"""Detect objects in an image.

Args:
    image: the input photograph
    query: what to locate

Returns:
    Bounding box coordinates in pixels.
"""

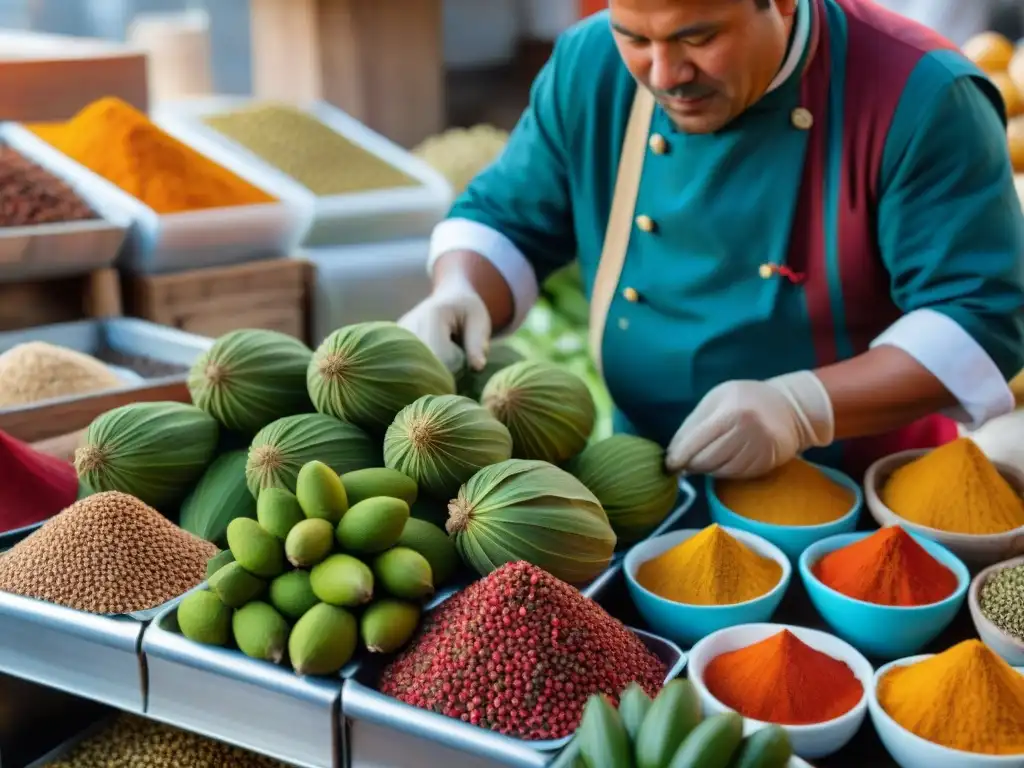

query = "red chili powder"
[703,630,863,725]
[0,430,79,533]
[811,526,958,606]
[378,561,667,740]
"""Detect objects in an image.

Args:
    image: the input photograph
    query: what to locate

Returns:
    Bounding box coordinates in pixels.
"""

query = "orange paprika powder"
[702,630,863,725]
[811,525,959,607]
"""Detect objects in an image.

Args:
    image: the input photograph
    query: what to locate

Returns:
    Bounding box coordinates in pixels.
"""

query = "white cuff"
[870,308,1015,429]
[428,218,539,335]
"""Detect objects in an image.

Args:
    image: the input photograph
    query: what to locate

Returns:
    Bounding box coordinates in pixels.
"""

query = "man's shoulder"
[549,12,636,98]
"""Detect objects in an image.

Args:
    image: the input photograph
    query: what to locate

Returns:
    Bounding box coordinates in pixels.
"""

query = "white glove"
[665,371,835,478]
[398,273,492,372]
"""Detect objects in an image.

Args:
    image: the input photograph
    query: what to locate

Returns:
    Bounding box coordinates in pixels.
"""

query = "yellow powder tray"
[151,97,454,249]
[0,121,304,276]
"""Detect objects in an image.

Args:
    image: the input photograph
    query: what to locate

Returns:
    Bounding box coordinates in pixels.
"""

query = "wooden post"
[249,0,445,148]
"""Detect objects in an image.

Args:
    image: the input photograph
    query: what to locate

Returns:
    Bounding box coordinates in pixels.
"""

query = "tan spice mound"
[0,491,217,614]
[881,437,1024,535]
[44,713,295,767]
[0,342,122,407]
[715,458,855,526]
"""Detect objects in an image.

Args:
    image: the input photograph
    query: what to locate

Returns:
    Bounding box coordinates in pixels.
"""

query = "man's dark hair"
[754,0,771,8]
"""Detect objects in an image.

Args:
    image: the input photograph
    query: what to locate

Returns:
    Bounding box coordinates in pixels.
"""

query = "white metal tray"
[0,121,305,275]
[141,586,344,768]
[0,590,146,712]
[153,96,454,248]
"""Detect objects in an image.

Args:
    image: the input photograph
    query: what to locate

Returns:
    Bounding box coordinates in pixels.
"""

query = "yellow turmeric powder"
[636,524,782,605]
[715,458,855,526]
[27,98,275,214]
[881,437,1024,535]
[877,639,1024,755]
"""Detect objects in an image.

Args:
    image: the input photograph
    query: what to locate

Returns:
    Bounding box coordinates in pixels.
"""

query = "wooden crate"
[0,268,122,332]
[124,257,312,343]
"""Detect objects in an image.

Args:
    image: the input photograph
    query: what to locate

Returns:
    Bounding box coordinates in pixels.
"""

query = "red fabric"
[0,430,79,533]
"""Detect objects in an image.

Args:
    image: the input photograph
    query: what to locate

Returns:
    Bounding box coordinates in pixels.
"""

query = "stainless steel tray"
[0,590,146,712]
[22,715,116,768]
[153,97,453,249]
[0,317,212,410]
[0,122,304,275]
[342,627,686,768]
[141,589,344,768]
[581,477,697,599]
[0,138,132,283]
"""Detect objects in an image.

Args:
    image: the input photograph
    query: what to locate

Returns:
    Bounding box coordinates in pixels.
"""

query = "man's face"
[610,0,797,133]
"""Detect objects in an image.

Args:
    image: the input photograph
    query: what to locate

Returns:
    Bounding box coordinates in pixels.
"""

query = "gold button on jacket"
[635,214,655,232]
[791,107,814,130]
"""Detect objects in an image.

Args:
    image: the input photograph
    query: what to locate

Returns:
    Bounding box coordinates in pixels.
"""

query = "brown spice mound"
[378,561,667,740]
[45,713,295,767]
[0,491,216,614]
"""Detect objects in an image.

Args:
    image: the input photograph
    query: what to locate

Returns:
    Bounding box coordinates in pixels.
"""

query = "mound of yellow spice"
[27,97,275,214]
[715,458,855,526]
[877,639,1024,755]
[881,437,1024,535]
[636,524,782,605]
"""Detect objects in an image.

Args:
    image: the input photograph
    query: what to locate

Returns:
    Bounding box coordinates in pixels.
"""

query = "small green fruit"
[360,599,420,653]
[395,518,458,586]
[257,487,305,540]
[296,460,348,523]
[226,518,285,578]
[232,601,289,663]
[310,554,374,607]
[285,518,335,568]
[205,549,235,580]
[269,570,319,620]
[335,497,409,553]
[208,561,265,608]
[288,603,358,676]
[177,590,231,646]
[340,467,418,506]
[373,547,433,600]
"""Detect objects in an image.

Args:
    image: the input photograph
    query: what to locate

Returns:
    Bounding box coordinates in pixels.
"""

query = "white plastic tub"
[0,121,303,275]
[154,97,454,249]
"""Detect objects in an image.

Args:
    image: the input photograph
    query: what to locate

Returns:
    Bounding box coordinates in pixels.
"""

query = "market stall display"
[411,124,510,195]
[961,31,1024,173]
[0,147,95,227]
[969,555,1024,667]
[0,341,123,407]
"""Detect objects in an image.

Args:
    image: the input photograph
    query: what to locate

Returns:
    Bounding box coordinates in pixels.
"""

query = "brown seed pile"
[0,146,95,227]
[0,342,122,408]
[43,714,295,767]
[0,491,217,614]
[379,561,667,740]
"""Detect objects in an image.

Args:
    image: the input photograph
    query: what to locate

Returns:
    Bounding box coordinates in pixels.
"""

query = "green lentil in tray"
[202,103,420,196]
[41,714,295,767]
[980,563,1024,641]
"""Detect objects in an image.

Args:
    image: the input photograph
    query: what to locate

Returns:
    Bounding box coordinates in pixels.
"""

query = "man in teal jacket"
[400,0,1024,479]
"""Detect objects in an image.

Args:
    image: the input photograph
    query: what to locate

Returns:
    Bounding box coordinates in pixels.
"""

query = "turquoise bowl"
[623,527,791,647]
[799,531,970,660]
[706,464,863,562]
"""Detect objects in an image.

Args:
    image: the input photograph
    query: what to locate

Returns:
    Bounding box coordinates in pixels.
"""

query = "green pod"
[245,413,378,499]
[481,360,595,464]
[306,321,455,433]
[618,682,653,743]
[577,694,631,768]
[179,450,257,546]
[447,459,616,584]
[456,342,525,401]
[567,435,678,545]
[74,401,219,509]
[187,328,313,435]
[383,394,512,500]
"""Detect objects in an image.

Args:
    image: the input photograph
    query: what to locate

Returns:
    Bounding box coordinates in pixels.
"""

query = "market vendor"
[399,0,1024,479]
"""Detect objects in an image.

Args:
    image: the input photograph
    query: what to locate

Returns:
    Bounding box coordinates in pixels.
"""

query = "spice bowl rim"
[623,525,793,611]
[705,461,863,536]
[863,449,1024,552]
[967,554,1024,664]
[867,654,1024,767]
[798,529,971,613]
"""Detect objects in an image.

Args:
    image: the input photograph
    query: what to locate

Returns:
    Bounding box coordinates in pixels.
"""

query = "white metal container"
[0,120,304,275]
[153,97,454,249]
[299,239,434,345]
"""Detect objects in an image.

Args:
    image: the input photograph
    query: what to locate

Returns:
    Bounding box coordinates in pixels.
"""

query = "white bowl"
[864,449,1024,570]
[868,655,1024,768]
[686,623,873,759]
[969,555,1024,667]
